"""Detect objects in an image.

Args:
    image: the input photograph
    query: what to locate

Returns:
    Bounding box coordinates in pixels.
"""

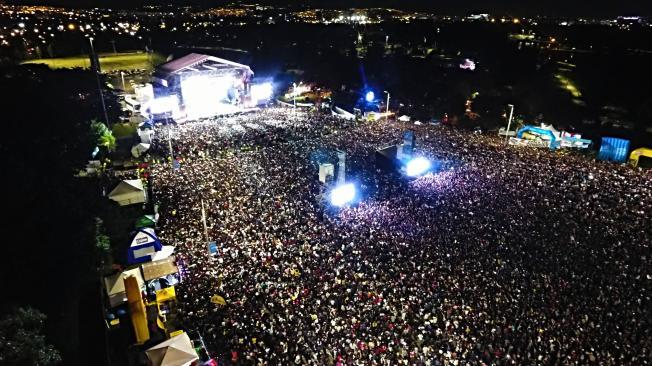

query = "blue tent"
[127,228,163,264]
[597,137,630,163]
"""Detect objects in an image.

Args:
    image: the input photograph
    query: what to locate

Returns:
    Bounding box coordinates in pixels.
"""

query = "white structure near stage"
[319,163,335,183]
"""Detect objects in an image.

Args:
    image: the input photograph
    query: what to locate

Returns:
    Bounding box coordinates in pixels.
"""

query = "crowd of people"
[150,107,651,365]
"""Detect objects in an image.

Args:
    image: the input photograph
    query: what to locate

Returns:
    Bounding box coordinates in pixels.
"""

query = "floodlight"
[406,157,432,177]
[330,183,356,207]
[365,91,375,103]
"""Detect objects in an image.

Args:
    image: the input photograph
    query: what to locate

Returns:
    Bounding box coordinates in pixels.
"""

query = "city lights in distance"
[406,157,432,177]
[330,183,356,207]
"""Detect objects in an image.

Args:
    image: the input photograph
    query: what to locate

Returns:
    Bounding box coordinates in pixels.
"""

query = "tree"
[91,119,117,153]
[0,65,118,363]
[0,307,62,366]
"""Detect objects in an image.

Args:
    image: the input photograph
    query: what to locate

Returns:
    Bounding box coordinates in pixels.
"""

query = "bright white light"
[459,59,476,71]
[148,95,179,114]
[406,157,432,177]
[330,183,356,207]
[365,91,375,102]
[251,82,273,102]
[181,75,234,118]
[292,83,310,96]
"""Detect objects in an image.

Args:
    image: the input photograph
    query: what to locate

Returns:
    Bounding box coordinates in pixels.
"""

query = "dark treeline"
[0,65,116,365]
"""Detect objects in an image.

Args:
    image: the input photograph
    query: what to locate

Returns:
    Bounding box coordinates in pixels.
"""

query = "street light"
[505,104,515,144]
[383,91,390,121]
[200,199,211,258]
[89,37,110,127]
[292,82,297,111]
[120,71,126,91]
[292,82,302,114]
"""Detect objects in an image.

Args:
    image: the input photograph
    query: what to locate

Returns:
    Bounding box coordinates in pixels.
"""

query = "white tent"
[146,333,199,366]
[108,180,146,206]
[131,143,151,158]
[332,106,356,120]
[150,245,175,262]
[103,268,145,307]
[539,123,561,139]
[138,127,154,144]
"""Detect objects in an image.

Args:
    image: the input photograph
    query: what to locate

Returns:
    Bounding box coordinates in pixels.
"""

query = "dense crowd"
[150,108,651,365]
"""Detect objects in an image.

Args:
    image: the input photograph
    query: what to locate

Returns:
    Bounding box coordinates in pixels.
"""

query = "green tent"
[135,215,156,229]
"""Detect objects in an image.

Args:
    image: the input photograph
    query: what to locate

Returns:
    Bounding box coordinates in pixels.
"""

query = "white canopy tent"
[108,180,146,206]
[146,333,199,366]
[103,268,145,307]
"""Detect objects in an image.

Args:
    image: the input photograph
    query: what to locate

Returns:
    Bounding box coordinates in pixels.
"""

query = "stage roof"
[155,53,253,78]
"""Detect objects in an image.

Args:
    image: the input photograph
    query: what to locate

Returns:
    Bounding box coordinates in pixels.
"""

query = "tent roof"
[150,245,175,262]
[146,333,199,366]
[130,227,158,248]
[135,214,157,228]
[108,179,144,198]
[631,147,652,157]
[156,53,252,76]
[142,255,178,281]
[104,268,144,307]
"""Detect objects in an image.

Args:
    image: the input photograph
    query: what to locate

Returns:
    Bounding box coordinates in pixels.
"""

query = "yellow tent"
[629,148,652,168]
[156,286,177,303]
[210,294,227,306]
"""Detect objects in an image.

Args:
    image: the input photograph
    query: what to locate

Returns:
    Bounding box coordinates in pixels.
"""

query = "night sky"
[3,0,652,16]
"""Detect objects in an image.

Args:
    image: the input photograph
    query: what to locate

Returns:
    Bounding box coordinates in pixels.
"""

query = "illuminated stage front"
[151,53,255,120]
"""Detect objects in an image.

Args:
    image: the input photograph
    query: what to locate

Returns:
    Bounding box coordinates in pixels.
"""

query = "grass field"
[22,52,166,72]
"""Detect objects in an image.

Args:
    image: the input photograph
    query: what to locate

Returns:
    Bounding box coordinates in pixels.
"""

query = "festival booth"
[629,147,652,168]
[104,268,145,308]
[128,228,163,264]
[512,124,591,150]
[597,137,630,163]
[145,332,199,366]
[108,179,147,206]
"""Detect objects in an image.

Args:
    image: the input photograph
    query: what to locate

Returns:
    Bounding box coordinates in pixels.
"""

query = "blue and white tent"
[128,228,163,264]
